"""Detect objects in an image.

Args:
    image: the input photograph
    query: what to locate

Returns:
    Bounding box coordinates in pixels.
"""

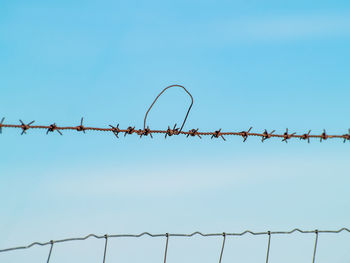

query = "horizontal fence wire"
[1,119,350,143]
[1,228,349,254]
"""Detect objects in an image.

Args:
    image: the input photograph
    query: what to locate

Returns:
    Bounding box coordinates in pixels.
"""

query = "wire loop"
[144,85,193,133]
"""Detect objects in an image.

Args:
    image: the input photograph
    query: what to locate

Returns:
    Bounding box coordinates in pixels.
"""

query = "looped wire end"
[144,84,194,133]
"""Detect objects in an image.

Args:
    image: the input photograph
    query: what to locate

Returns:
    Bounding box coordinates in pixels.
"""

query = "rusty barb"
[0,85,349,143]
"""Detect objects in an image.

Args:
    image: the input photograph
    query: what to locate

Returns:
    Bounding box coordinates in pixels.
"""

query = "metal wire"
[144,84,193,133]
[46,241,54,263]
[102,234,108,263]
[218,232,226,263]
[265,231,271,263]
[163,233,169,263]
[1,84,349,143]
[1,120,349,143]
[1,228,348,254]
[312,230,319,263]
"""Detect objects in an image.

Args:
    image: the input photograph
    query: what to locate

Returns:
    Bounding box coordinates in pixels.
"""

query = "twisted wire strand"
[1,228,349,254]
[1,122,350,143]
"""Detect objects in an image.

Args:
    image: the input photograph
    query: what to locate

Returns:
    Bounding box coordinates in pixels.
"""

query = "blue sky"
[1,1,350,262]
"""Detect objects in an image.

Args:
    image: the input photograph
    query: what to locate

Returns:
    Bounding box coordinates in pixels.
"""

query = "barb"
[241,127,252,142]
[47,123,62,135]
[282,128,296,143]
[1,228,349,254]
[261,129,275,142]
[76,117,86,133]
[300,130,312,143]
[211,129,226,141]
[0,119,349,143]
[0,117,5,134]
[19,119,35,135]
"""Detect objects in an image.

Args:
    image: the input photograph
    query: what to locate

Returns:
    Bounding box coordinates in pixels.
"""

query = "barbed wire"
[1,119,350,143]
[1,85,349,143]
[1,228,349,263]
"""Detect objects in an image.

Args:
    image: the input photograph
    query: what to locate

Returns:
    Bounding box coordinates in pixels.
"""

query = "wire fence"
[1,228,349,262]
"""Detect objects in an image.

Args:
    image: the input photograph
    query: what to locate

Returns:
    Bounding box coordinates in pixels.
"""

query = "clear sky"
[1,1,350,262]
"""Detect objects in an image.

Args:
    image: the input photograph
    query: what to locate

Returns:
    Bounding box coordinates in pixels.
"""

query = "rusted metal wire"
[1,228,348,254]
[1,120,349,143]
[1,85,349,143]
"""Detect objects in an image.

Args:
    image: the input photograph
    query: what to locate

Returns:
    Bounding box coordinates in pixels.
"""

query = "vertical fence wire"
[102,234,108,263]
[46,241,54,263]
[312,230,319,263]
[265,231,271,263]
[218,232,226,263]
[163,233,169,263]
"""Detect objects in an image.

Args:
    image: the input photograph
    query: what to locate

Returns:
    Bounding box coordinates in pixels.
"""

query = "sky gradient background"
[1,1,350,262]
